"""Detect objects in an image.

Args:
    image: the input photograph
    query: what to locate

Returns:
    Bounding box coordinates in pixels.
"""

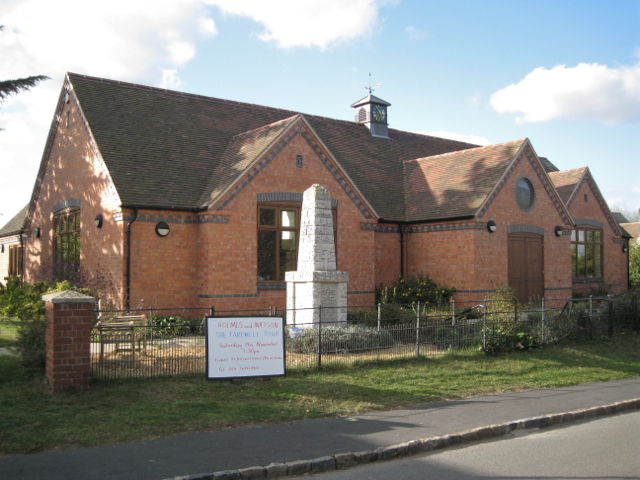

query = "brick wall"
[43,291,95,393]
[567,177,628,295]
[374,228,401,288]
[123,120,378,312]
[402,147,574,304]
[24,84,124,308]
[26,96,626,314]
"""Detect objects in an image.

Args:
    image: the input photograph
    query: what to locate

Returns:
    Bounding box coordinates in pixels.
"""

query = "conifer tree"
[0,25,49,106]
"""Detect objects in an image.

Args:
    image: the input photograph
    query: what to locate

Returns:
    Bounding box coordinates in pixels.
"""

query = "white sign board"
[205,316,286,379]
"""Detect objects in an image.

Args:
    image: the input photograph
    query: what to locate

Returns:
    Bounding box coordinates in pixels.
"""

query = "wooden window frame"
[571,226,603,279]
[8,245,23,277]
[53,208,81,281]
[257,203,301,282]
[257,202,338,283]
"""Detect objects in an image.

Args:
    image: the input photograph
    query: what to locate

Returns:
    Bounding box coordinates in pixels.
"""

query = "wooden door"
[508,234,543,304]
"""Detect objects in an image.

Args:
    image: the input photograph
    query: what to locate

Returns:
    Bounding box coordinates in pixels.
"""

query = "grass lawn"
[1,333,639,456]
[0,317,18,349]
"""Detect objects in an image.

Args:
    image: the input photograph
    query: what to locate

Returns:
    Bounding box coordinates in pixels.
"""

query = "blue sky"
[1,0,639,224]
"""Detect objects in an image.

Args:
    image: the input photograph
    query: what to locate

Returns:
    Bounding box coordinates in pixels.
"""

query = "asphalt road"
[2,377,639,480]
[289,410,640,480]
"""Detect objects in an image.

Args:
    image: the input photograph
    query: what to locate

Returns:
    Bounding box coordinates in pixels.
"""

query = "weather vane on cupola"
[351,73,391,138]
[365,72,380,94]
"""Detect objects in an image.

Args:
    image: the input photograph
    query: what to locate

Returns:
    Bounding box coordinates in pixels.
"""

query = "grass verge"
[0,317,18,349]
[1,333,640,456]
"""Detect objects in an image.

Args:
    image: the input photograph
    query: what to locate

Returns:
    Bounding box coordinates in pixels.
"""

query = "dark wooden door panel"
[508,234,543,304]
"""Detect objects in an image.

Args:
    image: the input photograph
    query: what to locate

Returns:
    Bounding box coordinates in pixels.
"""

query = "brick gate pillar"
[42,290,95,393]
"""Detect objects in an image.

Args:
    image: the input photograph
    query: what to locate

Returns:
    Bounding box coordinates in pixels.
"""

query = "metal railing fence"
[91,295,639,379]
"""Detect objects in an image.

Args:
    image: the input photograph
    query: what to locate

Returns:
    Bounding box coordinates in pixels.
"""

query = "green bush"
[153,315,190,338]
[286,325,395,354]
[378,274,455,306]
[0,277,47,319]
[14,318,47,370]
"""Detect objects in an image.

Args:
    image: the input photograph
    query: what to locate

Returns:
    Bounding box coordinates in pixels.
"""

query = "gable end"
[476,143,571,225]
[215,120,374,220]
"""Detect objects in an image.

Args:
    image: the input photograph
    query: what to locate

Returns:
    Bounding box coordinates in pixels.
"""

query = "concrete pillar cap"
[42,290,96,304]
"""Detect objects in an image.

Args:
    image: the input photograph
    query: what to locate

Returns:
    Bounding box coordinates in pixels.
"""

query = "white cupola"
[351,94,391,139]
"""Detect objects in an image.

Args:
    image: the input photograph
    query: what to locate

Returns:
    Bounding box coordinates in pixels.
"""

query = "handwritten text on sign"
[206,316,285,379]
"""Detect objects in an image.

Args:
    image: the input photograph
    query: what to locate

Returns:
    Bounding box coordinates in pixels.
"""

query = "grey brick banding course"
[165,399,640,480]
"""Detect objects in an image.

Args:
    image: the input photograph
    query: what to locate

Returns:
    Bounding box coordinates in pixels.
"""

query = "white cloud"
[205,0,384,49]
[0,0,389,220]
[607,197,624,209]
[160,69,183,90]
[0,0,213,220]
[198,16,218,36]
[490,62,640,124]
[415,130,491,146]
[405,25,427,41]
[633,187,640,193]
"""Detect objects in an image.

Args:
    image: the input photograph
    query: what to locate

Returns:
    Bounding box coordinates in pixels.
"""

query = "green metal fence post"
[416,301,421,358]
[541,297,545,345]
[451,298,456,326]
[608,298,614,337]
[483,301,487,351]
[317,306,322,368]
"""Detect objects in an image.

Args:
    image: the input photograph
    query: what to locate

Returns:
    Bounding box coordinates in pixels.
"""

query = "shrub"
[0,277,47,319]
[34,261,118,309]
[377,274,455,306]
[14,318,47,370]
[286,325,395,354]
[630,241,640,288]
[483,286,540,354]
[153,315,190,338]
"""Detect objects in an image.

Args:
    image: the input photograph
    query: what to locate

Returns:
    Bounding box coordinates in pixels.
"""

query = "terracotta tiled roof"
[199,115,300,206]
[621,223,640,239]
[67,73,478,221]
[0,205,28,237]
[548,168,587,204]
[404,140,527,222]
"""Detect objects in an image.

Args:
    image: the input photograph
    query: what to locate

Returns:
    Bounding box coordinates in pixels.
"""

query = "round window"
[515,178,534,210]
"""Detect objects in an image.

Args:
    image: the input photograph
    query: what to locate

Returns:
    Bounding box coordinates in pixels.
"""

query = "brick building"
[1,73,630,309]
[0,205,27,282]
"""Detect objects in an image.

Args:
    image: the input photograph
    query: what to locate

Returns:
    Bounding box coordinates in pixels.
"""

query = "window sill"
[572,278,604,284]
[257,282,286,291]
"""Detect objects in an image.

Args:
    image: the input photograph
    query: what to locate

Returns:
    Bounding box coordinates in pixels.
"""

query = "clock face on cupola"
[351,93,391,138]
[372,104,387,123]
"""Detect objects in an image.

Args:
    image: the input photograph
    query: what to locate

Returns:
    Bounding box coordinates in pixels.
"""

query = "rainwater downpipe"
[19,231,24,282]
[125,207,139,311]
[400,225,405,277]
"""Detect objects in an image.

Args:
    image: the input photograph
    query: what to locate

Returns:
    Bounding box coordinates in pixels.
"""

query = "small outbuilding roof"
[0,205,28,237]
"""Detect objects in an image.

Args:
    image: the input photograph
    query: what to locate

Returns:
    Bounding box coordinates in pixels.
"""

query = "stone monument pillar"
[286,184,348,328]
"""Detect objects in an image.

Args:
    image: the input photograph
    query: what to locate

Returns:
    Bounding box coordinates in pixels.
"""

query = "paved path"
[0,346,17,356]
[1,377,639,480]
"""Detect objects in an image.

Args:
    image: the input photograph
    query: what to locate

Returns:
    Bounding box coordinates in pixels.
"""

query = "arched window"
[54,209,81,280]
